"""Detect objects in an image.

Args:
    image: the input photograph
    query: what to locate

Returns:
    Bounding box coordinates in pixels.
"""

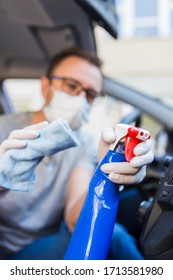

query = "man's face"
[46,55,103,104]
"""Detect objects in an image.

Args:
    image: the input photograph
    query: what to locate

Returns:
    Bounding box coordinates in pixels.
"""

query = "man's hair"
[46,47,103,77]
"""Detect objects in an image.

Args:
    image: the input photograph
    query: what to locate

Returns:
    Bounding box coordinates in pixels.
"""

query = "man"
[0,48,153,259]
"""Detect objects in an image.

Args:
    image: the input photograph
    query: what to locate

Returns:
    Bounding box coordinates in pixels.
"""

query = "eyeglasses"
[49,75,100,103]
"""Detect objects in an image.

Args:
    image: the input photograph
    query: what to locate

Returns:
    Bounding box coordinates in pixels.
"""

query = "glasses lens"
[85,89,98,103]
[49,76,99,102]
[63,79,80,95]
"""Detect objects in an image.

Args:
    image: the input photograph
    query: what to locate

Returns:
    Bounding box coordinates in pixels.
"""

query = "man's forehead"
[53,56,102,90]
[54,56,97,72]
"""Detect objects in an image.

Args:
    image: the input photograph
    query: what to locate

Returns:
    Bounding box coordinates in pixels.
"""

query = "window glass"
[135,0,157,17]
[171,12,173,30]
[94,0,173,110]
[3,79,44,112]
[134,26,158,37]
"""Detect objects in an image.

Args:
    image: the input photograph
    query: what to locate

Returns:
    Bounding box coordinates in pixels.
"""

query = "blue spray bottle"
[64,124,150,260]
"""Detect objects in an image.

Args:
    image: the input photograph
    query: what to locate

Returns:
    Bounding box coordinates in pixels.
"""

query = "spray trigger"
[109,124,131,151]
[109,124,150,162]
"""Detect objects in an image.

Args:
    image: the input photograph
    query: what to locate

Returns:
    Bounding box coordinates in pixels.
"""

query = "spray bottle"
[64,124,150,260]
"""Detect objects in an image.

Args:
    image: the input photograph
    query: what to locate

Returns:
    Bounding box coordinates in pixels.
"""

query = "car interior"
[0,0,173,259]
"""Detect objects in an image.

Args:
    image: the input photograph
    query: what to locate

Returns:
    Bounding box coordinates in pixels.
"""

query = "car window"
[3,79,44,112]
[94,0,173,109]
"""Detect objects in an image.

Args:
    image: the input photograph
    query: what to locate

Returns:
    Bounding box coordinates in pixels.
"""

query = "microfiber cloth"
[0,119,79,192]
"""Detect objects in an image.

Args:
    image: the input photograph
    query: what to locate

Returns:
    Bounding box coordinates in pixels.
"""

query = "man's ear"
[40,76,50,100]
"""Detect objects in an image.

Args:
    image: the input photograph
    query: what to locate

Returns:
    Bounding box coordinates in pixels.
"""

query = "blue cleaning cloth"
[0,119,79,191]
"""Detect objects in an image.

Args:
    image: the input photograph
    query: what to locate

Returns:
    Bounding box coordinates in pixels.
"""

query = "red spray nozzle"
[127,127,150,141]
[125,127,150,162]
[109,124,150,162]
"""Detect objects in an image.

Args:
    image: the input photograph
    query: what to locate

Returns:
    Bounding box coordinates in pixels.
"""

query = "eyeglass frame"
[48,75,101,103]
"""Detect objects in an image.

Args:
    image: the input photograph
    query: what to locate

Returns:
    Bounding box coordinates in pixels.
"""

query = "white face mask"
[43,90,91,129]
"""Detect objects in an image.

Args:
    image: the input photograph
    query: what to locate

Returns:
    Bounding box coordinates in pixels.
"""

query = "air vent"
[166,169,173,185]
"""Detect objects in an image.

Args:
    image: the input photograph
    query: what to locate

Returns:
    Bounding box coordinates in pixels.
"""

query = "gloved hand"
[0,121,49,156]
[98,127,154,184]
[0,121,48,191]
[0,119,79,192]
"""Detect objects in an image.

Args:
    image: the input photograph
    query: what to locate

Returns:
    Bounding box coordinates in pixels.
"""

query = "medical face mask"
[43,90,91,129]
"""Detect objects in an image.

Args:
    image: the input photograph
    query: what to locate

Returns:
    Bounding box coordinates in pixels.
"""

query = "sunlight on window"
[3,79,44,112]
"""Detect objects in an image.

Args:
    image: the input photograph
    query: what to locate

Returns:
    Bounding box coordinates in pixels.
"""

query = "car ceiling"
[0,0,117,80]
